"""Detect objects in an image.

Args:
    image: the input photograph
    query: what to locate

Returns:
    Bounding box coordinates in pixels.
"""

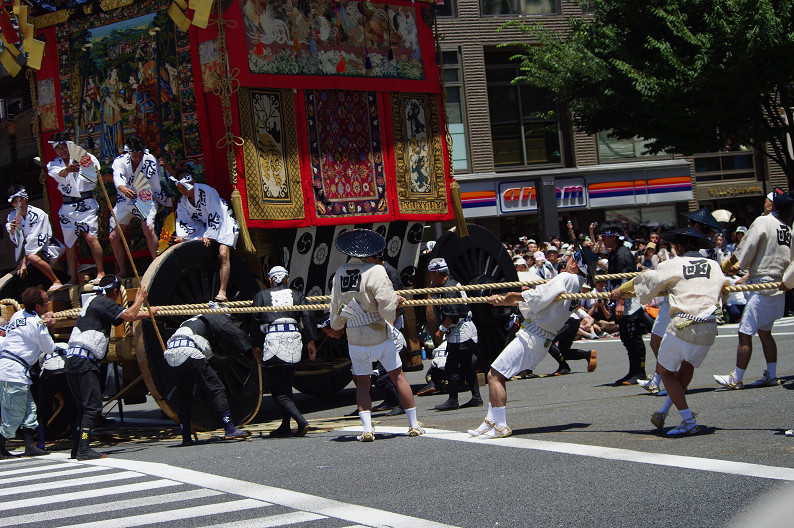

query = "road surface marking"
[3,488,222,525]
[341,426,794,482]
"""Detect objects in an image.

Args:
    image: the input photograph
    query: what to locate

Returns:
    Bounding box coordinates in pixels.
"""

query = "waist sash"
[63,191,95,204]
[0,350,32,373]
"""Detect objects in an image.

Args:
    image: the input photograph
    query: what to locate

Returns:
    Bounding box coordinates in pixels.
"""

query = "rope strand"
[45,280,782,319]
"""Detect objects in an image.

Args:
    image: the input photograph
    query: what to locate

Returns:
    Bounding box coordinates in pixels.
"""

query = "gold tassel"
[230,188,256,255]
[449,180,469,238]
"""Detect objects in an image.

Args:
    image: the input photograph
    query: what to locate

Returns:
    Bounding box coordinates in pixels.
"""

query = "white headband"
[169,174,194,191]
[428,258,448,273]
[573,251,589,276]
[48,140,68,146]
[268,266,288,284]
[92,276,120,294]
[8,189,27,203]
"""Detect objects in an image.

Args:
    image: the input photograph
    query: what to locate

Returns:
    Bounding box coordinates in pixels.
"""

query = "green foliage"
[506,0,794,179]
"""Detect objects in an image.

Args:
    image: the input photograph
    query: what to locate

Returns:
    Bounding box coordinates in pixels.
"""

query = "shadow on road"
[511,422,591,436]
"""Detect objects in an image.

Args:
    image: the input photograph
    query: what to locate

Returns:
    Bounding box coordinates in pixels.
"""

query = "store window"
[693,151,756,182]
[480,0,558,15]
[443,49,468,172]
[485,49,562,168]
[436,0,456,17]
[597,131,670,163]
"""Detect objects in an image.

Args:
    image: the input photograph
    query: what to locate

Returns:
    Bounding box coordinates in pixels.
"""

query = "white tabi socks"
[359,410,373,433]
[468,403,494,436]
[405,407,419,429]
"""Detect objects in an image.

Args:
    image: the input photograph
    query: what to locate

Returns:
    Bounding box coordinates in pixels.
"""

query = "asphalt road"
[4,318,794,527]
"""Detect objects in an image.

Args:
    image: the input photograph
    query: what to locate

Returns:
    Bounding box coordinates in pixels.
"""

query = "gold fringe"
[230,188,255,255]
[450,180,469,238]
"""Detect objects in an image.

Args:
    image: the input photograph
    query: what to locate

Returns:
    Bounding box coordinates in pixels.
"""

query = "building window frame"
[435,0,457,17]
[479,0,559,16]
[485,48,563,170]
[692,151,758,183]
[442,48,469,173]
[596,131,672,164]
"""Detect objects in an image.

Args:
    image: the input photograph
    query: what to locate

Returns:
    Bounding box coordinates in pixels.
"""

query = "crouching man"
[164,312,254,445]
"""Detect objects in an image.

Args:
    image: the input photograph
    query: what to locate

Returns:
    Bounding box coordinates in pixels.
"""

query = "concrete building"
[434,0,785,242]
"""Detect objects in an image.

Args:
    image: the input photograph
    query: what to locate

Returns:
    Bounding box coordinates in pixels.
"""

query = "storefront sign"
[695,182,764,201]
[498,178,587,213]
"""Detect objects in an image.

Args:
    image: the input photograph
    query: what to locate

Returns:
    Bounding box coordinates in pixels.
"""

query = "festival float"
[0,0,517,434]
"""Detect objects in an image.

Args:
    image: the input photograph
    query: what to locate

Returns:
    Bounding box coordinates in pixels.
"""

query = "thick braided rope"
[49,280,782,319]
[120,284,131,337]
[0,298,21,319]
[51,273,642,319]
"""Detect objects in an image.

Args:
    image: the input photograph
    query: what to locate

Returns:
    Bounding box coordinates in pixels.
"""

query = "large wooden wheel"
[135,241,262,431]
[292,334,352,396]
[429,224,519,367]
[0,267,68,301]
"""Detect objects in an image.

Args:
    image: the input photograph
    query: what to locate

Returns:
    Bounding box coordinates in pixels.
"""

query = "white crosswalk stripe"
[2,489,222,525]
[0,455,459,528]
[195,512,327,528]
[0,470,142,496]
[0,461,85,477]
[0,479,182,511]
[57,499,271,528]
[0,465,111,485]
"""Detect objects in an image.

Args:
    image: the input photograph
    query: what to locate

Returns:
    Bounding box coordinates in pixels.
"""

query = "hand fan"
[66,141,98,184]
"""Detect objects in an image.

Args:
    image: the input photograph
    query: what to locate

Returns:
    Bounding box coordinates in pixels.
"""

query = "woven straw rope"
[43,280,782,319]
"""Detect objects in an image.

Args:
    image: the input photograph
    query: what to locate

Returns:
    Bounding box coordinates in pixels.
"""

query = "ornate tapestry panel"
[240,0,424,80]
[198,39,222,94]
[390,92,448,216]
[306,89,390,221]
[37,78,59,131]
[239,88,305,221]
[56,0,204,173]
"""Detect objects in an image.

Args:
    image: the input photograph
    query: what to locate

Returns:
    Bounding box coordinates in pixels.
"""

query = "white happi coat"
[110,152,172,229]
[5,205,65,263]
[47,153,100,248]
[330,258,398,347]
[174,183,239,247]
[516,272,585,340]
[634,253,729,345]
[733,213,794,295]
[260,288,302,364]
[0,309,55,384]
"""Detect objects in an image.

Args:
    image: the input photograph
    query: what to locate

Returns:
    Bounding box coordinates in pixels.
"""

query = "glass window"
[693,152,756,183]
[443,49,468,172]
[480,0,558,16]
[597,131,671,163]
[485,49,562,168]
[436,0,456,17]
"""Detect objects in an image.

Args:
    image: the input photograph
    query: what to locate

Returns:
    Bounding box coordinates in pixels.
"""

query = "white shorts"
[349,339,402,376]
[109,194,157,230]
[58,199,99,248]
[651,298,670,338]
[490,329,548,380]
[657,332,712,371]
[738,292,784,335]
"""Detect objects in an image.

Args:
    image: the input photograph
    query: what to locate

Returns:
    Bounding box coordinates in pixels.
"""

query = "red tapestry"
[305,89,393,224]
